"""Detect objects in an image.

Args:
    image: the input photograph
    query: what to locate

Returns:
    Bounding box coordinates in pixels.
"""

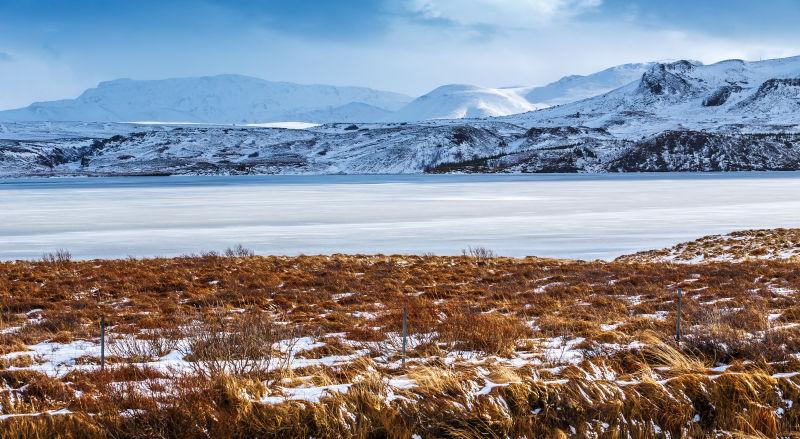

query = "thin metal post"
[676,289,682,344]
[401,308,408,367]
[100,316,106,371]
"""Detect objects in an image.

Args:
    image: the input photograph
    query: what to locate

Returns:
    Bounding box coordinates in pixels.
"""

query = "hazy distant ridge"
[0,74,413,124]
[0,63,655,124]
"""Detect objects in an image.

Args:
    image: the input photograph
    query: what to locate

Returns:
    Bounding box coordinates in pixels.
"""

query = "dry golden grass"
[619,228,800,263]
[1,245,800,437]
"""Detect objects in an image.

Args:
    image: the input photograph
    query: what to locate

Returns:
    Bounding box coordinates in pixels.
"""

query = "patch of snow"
[0,408,72,420]
[262,383,352,404]
[638,311,669,320]
[244,122,319,130]
[543,337,585,364]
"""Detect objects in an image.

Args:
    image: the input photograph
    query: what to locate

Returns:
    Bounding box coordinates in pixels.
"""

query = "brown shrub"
[0,415,104,439]
[21,373,74,407]
[49,331,74,344]
[536,313,601,338]
[294,337,354,359]
[182,312,299,377]
[438,308,533,356]
[109,327,181,362]
[0,335,28,355]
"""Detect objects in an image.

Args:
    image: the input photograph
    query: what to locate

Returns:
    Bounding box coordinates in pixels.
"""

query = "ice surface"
[1,173,799,260]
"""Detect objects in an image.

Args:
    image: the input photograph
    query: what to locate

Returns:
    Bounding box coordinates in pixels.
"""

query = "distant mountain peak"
[523,61,657,107]
[3,56,798,126]
[384,84,538,122]
[504,54,800,136]
[0,75,413,124]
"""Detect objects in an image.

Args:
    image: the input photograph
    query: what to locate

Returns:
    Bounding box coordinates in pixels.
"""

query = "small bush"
[462,246,496,260]
[438,308,532,356]
[22,372,74,406]
[182,312,299,377]
[224,244,255,258]
[41,249,72,264]
[110,328,181,362]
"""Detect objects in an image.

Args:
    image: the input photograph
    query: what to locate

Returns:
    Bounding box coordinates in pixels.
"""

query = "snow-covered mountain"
[520,62,656,107]
[0,63,661,125]
[0,74,412,124]
[506,57,800,136]
[384,84,541,122]
[382,64,655,122]
[2,56,800,176]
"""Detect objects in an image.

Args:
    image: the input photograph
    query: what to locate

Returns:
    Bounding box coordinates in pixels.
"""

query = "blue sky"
[1,0,799,109]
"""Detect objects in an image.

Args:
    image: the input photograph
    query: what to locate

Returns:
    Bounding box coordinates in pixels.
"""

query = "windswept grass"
[1,242,800,437]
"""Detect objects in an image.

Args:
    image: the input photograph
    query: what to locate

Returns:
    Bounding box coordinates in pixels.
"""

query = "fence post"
[100,316,106,371]
[401,308,408,368]
[675,289,682,344]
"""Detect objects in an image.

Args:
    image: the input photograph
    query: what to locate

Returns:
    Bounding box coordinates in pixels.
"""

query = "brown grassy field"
[619,228,800,264]
[1,234,800,438]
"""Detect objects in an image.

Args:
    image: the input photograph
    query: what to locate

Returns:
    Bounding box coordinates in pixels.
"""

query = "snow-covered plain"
[1,172,799,260]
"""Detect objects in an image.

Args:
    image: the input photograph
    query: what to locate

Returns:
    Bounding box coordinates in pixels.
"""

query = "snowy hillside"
[0,62,663,125]
[521,62,655,107]
[383,64,655,122]
[0,75,412,124]
[2,56,800,176]
[384,85,541,122]
[2,119,799,177]
[506,57,800,136]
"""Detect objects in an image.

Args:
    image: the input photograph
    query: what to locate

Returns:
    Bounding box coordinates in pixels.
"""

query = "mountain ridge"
[1,55,800,176]
[0,62,657,124]
[504,56,800,135]
[0,74,413,124]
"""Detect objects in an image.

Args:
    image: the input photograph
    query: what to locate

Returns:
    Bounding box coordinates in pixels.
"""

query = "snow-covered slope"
[384,85,540,122]
[507,57,800,136]
[0,62,680,125]
[520,62,655,107]
[2,56,800,176]
[3,119,799,177]
[382,62,659,122]
[0,74,412,124]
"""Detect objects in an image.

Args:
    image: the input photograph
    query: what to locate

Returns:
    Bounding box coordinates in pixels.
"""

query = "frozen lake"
[1,173,799,261]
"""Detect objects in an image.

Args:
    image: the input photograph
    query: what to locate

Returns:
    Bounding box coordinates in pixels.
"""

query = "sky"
[1,0,799,109]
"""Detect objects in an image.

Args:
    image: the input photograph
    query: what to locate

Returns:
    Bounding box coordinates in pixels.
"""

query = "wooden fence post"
[676,289,682,344]
[401,308,408,368]
[100,316,106,371]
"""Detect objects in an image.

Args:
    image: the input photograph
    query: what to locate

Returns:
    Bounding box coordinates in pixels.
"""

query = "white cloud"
[406,0,603,28]
[1,3,798,108]
[284,18,800,96]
